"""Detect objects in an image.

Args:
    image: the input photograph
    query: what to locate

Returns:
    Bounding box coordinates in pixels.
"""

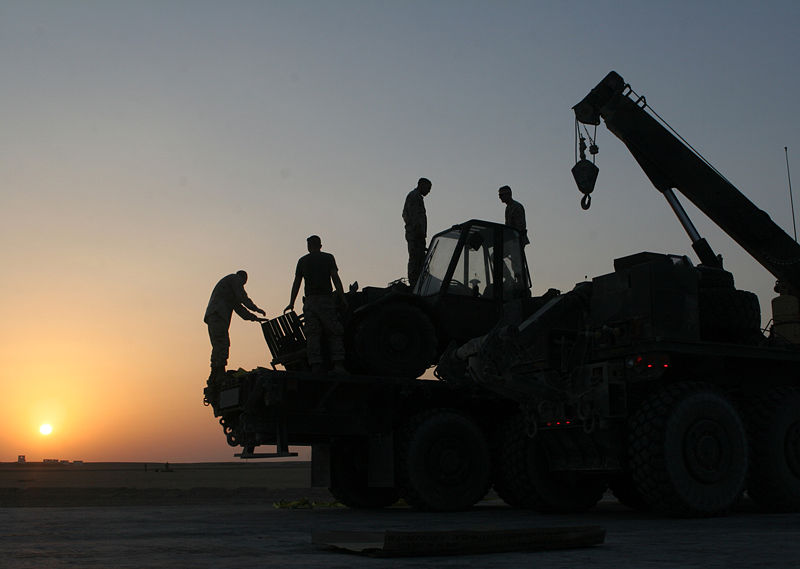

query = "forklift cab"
[414,220,531,342]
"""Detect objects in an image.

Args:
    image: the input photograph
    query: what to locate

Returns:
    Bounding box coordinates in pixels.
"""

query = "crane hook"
[572,133,599,210]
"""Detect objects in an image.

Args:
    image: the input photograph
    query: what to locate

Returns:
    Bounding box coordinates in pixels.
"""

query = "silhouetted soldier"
[204,270,267,381]
[403,177,432,287]
[498,185,529,246]
[285,235,348,374]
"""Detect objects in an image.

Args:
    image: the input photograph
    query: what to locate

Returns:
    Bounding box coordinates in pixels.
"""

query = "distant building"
[43,458,59,464]
[17,455,25,464]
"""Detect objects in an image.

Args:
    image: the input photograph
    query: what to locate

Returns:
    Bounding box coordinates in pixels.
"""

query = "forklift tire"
[353,303,436,378]
[744,387,800,512]
[697,266,735,289]
[396,409,491,511]
[629,382,747,517]
[492,415,607,513]
[329,438,399,509]
[699,288,761,342]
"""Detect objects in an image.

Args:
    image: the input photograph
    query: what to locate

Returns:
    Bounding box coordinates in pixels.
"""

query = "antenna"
[787,147,796,242]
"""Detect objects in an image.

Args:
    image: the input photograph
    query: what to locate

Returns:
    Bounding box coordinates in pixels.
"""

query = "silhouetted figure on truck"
[498,185,529,247]
[204,270,266,381]
[285,235,348,374]
[403,177,432,287]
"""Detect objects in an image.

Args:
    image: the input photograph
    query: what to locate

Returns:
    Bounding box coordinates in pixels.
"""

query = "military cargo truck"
[205,72,800,517]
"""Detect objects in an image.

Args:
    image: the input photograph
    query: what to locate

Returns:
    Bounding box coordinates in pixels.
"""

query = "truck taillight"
[625,354,670,371]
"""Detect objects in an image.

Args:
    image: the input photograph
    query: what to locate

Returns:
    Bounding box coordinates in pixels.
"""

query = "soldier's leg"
[317,297,345,367]
[407,238,417,285]
[206,316,230,379]
[303,299,324,369]
[407,237,426,287]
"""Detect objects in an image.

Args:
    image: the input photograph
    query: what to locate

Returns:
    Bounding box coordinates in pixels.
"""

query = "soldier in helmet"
[285,235,348,374]
[403,177,432,287]
[204,270,267,381]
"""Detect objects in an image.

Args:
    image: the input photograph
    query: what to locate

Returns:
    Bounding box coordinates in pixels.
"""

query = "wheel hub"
[388,331,409,352]
[428,439,469,485]
[684,419,730,484]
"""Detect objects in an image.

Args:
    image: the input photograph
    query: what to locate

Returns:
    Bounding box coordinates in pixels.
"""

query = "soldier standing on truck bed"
[403,177,432,287]
[204,270,267,381]
[498,185,530,247]
[285,235,348,374]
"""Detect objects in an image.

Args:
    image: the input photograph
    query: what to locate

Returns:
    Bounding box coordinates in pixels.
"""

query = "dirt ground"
[3,462,799,568]
[3,493,800,569]
[0,461,318,507]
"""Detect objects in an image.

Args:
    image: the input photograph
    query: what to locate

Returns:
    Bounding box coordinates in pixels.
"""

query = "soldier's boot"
[204,367,222,405]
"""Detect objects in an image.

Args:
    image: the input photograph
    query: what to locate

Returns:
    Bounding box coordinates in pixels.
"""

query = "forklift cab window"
[416,230,460,296]
[450,229,494,298]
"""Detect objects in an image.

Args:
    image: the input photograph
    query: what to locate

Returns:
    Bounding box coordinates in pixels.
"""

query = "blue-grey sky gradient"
[2,0,798,460]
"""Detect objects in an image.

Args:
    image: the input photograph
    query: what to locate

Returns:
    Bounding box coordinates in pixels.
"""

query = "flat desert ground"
[4,461,800,568]
[0,460,328,506]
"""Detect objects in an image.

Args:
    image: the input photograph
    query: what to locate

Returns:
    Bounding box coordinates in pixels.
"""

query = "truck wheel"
[353,303,436,378]
[697,266,735,289]
[329,438,399,509]
[629,383,747,517]
[699,289,761,342]
[396,409,491,511]
[744,387,800,512]
[492,415,607,513]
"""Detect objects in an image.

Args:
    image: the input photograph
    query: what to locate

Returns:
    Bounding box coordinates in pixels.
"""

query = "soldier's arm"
[510,203,526,230]
[331,269,346,301]
[233,281,264,315]
[285,273,302,313]
[233,303,260,321]
[329,257,348,308]
[408,194,426,237]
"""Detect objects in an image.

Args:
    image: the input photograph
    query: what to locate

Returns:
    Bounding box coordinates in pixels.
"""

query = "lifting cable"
[626,85,738,190]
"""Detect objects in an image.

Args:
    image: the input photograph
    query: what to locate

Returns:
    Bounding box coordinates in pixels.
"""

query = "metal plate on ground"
[312,526,605,557]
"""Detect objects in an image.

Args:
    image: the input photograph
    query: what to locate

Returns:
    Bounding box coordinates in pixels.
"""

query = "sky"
[2,0,799,462]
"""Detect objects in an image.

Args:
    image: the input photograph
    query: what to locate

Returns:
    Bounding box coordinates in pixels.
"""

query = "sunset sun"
[39,424,53,436]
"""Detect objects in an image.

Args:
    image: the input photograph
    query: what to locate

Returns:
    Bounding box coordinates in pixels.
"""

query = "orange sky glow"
[2,1,798,462]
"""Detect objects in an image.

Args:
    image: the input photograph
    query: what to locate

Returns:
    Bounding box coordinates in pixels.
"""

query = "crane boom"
[573,71,800,292]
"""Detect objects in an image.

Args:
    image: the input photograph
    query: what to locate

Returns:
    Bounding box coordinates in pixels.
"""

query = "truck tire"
[353,303,436,378]
[329,438,399,509]
[699,289,761,342]
[697,266,735,289]
[492,415,607,513]
[744,387,800,512]
[396,409,491,511]
[629,383,747,517]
